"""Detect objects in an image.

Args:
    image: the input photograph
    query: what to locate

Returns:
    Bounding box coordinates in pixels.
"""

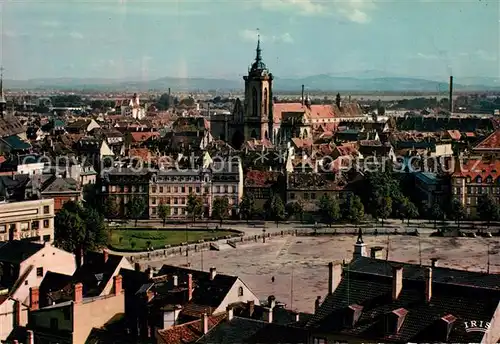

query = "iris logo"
[464,320,491,333]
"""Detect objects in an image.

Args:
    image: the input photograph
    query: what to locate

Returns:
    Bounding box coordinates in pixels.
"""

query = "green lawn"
[109,228,237,252]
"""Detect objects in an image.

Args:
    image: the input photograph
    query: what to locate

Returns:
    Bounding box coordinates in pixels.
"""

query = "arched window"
[238,286,244,296]
[252,87,258,117]
[263,88,268,116]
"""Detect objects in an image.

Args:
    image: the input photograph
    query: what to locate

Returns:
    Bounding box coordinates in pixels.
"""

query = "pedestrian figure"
[271,276,275,283]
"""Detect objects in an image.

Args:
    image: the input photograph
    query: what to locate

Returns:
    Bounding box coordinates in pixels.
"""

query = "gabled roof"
[307,257,500,343]
[157,313,226,344]
[41,177,80,194]
[0,241,44,264]
[1,135,31,150]
[473,130,500,150]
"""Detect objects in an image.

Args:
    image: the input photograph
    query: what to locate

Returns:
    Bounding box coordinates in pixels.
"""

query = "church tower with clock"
[242,35,274,143]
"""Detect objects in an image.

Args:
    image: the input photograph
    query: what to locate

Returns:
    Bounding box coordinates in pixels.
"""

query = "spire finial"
[256,28,262,62]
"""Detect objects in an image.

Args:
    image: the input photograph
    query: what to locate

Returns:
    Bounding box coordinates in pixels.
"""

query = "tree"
[83,184,100,211]
[287,200,304,223]
[54,201,108,261]
[186,193,203,223]
[267,194,285,227]
[104,196,120,219]
[157,202,171,226]
[343,195,365,224]
[375,196,392,227]
[127,196,147,227]
[212,196,230,225]
[240,193,255,223]
[449,198,466,230]
[477,194,499,230]
[319,194,340,227]
[429,202,443,229]
[404,200,419,225]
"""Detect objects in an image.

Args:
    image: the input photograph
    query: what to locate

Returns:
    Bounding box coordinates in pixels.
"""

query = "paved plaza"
[147,235,500,313]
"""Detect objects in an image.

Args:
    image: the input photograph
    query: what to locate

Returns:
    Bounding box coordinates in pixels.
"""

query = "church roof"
[250,36,267,72]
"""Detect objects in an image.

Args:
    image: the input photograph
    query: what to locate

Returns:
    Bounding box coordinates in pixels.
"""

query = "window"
[174,208,178,215]
[20,222,29,231]
[102,186,106,192]
[238,286,244,296]
[304,193,310,200]
[290,193,295,200]
[36,267,43,277]
[43,206,50,214]
[43,235,51,242]
[477,176,482,183]
[181,186,186,193]
[152,207,157,215]
[189,187,193,193]
[112,186,117,192]
[160,186,164,193]
[0,225,5,233]
[174,198,178,205]
[50,318,58,331]
[43,220,50,228]
[152,186,157,193]
[152,197,157,205]
[224,186,229,193]
[166,197,171,204]
[196,187,200,193]
[174,186,178,193]
[311,193,316,200]
[312,338,327,344]
[205,187,209,194]
[167,186,171,193]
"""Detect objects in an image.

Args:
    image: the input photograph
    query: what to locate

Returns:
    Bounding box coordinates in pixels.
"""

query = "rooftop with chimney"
[307,256,500,343]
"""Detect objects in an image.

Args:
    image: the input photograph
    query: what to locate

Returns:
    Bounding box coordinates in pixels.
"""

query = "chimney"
[27,330,34,344]
[74,283,83,303]
[209,267,216,280]
[29,287,39,311]
[370,246,384,259]
[263,307,273,323]
[314,296,321,313]
[146,290,154,302]
[187,273,193,301]
[76,248,84,268]
[13,341,18,344]
[103,250,109,263]
[202,313,209,334]
[301,85,305,106]
[328,262,342,295]
[114,275,123,295]
[425,267,432,303]
[14,300,21,326]
[431,258,439,268]
[248,300,255,317]
[173,275,178,287]
[449,76,453,113]
[134,262,142,272]
[392,265,403,301]
[146,267,153,280]
[227,306,234,321]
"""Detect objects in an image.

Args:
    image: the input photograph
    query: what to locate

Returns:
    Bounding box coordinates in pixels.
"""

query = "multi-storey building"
[101,158,244,219]
[0,199,55,243]
[451,159,500,217]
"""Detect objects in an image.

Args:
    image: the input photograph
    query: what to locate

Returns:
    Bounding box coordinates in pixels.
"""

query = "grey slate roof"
[0,241,44,264]
[307,257,500,343]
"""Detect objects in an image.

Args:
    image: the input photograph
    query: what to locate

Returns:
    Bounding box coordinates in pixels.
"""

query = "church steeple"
[250,34,267,73]
[256,34,262,63]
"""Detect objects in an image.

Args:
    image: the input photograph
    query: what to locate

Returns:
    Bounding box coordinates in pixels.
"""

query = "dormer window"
[486,176,492,183]
[387,308,408,334]
[439,314,457,342]
[476,176,482,183]
[467,177,471,183]
[344,304,363,328]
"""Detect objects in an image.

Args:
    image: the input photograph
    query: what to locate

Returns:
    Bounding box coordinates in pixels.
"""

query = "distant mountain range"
[5,74,500,92]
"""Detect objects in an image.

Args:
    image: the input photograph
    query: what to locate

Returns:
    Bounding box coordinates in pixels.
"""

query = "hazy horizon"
[0,0,499,81]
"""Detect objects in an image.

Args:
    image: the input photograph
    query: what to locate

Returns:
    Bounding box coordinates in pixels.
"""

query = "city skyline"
[0,0,498,80]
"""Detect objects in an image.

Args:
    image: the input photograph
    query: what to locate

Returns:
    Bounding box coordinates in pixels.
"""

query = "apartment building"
[0,199,55,243]
[102,158,244,220]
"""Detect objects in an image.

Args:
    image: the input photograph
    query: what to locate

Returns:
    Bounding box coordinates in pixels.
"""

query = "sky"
[0,0,499,81]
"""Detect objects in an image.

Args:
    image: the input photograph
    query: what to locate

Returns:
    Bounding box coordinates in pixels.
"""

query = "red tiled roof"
[473,130,500,150]
[309,104,336,120]
[273,103,305,123]
[128,148,151,161]
[130,131,160,143]
[452,159,500,179]
[447,130,462,141]
[291,138,314,149]
[245,170,282,187]
[157,313,226,344]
